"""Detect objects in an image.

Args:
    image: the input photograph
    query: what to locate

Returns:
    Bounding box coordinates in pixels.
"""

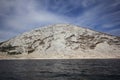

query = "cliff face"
[0,24,120,58]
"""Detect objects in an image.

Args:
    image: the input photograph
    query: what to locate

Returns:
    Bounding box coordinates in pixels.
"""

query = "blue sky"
[0,0,120,41]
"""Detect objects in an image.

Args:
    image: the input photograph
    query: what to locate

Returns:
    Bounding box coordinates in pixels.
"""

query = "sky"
[0,0,120,41]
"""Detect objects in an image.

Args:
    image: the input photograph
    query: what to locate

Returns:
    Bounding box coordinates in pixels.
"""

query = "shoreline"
[0,58,120,60]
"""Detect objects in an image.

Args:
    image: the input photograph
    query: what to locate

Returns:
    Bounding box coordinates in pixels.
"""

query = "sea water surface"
[0,59,120,80]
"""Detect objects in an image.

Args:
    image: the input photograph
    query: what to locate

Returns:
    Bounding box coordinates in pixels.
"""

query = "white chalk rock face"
[0,24,120,59]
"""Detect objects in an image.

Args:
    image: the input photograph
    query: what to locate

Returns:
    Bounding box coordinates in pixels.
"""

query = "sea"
[0,59,120,80]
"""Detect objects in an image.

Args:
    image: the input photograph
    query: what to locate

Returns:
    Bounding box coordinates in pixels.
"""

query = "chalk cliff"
[0,24,120,59]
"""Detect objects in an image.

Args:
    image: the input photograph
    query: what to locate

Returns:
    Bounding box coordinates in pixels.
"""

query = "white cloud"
[0,30,17,42]
[81,0,96,7]
[0,0,120,41]
[0,0,71,41]
[101,22,120,28]
[2,0,70,27]
[108,29,120,36]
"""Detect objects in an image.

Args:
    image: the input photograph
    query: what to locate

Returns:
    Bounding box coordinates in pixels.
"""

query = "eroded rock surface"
[0,24,120,59]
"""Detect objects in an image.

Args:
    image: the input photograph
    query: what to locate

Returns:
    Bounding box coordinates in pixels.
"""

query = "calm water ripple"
[0,59,120,80]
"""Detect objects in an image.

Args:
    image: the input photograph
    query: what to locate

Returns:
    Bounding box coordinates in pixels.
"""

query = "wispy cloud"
[1,0,69,29]
[0,0,120,41]
[108,29,120,36]
[0,0,70,41]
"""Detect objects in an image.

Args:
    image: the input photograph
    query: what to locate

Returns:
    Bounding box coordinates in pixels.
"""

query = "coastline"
[0,57,120,60]
[0,53,120,60]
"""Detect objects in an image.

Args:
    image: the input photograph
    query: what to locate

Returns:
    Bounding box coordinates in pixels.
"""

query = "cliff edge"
[0,24,120,59]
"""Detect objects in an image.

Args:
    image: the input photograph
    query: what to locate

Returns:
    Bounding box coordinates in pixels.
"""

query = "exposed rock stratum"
[0,24,120,59]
